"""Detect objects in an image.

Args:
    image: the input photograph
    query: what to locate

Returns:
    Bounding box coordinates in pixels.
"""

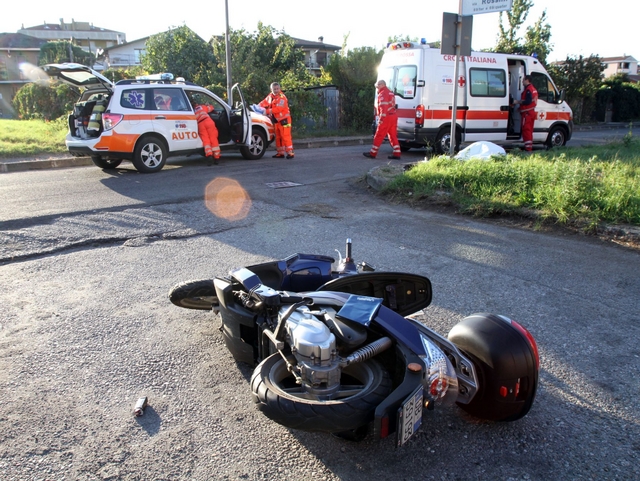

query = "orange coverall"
[259,92,294,158]
[194,104,221,159]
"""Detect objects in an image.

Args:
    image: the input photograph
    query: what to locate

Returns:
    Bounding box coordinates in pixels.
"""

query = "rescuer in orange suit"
[514,75,538,152]
[259,82,294,159]
[190,97,221,162]
[364,80,401,159]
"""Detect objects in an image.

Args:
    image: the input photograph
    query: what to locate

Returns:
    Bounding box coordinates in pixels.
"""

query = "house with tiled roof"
[601,55,639,82]
[0,33,48,118]
[18,19,126,56]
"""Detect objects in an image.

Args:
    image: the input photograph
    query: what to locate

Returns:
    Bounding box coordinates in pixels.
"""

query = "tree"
[210,23,314,102]
[325,47,383,130]
[142,26,219,87]
[39,41,93,66]
[494,0,553,64]
[595,74,640,122]
[549,55,604,123]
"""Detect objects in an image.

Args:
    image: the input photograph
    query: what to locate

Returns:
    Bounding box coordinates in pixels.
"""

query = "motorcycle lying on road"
[169,239,539,446]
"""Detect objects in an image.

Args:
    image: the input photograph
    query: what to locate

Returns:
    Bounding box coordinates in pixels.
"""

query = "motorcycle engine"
[284,307,342,398]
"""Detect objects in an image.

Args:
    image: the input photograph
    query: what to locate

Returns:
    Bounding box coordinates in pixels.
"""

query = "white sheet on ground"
[455,141,506,161]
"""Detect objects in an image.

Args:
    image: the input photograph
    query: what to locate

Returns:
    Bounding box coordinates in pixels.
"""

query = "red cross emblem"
[538,111,546,121]
[458,76,466,87]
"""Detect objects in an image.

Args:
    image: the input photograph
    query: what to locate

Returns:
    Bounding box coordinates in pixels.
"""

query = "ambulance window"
[187,91,225,113]
[153,88,189,111]
[120,89,148,109]
[531,72,558,103]
[393,66,417,99]
[469,68,506,97]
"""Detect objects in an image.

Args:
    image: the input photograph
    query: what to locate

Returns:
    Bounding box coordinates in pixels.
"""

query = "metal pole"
[224,0,233,105]
[449,14,462,157]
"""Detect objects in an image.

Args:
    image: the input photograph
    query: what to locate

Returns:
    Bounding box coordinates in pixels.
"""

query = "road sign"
[461,0,513,16]
[441,13,472,57]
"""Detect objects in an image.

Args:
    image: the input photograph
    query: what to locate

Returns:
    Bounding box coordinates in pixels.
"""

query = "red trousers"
[370,115,400,157]
[521,110,535,151]
[198,118,220,158]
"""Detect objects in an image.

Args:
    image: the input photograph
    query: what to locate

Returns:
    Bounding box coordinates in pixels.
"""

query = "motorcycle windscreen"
[317,272,432,317]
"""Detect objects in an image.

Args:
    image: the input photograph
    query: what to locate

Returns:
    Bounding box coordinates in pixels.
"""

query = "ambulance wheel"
[241,128,267,160]
[447,313,539,422]
[434,128,461,154]
[133,135,167,173]
[546,126,567,149]
[91,156,122,169]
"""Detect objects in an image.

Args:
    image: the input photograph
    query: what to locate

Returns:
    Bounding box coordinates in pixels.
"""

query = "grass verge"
[0,119,69,158]
[382,135,640,231]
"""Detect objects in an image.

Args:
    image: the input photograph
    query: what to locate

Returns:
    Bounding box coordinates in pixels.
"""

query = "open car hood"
[41,63,114,92]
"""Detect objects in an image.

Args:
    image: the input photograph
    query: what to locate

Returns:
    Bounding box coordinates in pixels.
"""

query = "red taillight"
[510,319,540,370]
[415,105,425,127]
[102,113,123,131]
[380,415,389,438]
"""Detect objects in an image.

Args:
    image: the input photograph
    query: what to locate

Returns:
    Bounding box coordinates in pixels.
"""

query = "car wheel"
[546,126,567,149]
[132,136,167,173]
[240,128,267,160]
[91,156,122,169]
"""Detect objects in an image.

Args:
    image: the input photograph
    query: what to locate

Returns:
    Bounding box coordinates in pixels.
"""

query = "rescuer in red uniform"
[259,82,294,159]
[514,75,538,152]
[364,80,401,160]
[190,97,221,162]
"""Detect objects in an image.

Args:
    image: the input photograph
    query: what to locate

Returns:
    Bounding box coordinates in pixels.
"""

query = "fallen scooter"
[169,239,539,445]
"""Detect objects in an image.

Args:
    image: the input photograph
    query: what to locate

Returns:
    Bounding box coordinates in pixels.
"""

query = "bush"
[12,81,77,121]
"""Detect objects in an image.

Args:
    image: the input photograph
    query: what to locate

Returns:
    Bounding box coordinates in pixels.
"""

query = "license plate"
[397,386,423,447]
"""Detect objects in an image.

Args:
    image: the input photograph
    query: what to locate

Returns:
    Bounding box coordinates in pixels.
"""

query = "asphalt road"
[0,142,639,480]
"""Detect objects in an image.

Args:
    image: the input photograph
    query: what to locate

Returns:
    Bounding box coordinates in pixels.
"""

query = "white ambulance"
[376,41,573,153]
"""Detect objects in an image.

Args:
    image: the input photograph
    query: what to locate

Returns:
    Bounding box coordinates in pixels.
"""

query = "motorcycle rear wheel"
[251,353,392,433]
[168,279,217,310]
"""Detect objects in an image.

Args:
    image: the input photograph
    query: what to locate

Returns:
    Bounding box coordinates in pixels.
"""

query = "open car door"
[231,83,250,146]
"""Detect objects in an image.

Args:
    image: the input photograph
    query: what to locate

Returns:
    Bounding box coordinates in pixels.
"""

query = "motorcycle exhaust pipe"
[340,337,392,367]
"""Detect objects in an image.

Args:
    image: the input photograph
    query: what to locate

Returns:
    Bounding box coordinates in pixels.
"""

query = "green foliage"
[12,81,76,121]
[210,23,314,103]
[142,26,219,87]
[101,66,148,83]
[384,145,640,227]
[549,55,604,123]
[595,74,640,122]
[325,47,383,130]
[495,0,552,64]
[39,41,93,66]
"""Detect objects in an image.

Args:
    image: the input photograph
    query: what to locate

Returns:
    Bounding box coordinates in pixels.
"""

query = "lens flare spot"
[205,177,251,221]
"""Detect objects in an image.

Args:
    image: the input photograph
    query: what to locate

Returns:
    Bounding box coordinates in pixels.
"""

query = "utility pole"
[225,0,233,105]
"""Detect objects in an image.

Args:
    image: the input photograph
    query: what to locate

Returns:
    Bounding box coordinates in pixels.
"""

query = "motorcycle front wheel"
[168,279,217,310]
[250,353,392,433]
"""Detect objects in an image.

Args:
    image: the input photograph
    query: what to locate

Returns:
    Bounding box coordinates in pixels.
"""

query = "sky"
[2,0,638,62]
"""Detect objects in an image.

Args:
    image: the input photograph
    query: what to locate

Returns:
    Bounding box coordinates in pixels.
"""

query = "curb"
[0,137,370,173]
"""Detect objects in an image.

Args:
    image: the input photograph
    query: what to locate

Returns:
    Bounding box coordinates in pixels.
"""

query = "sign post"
[444,0,513,156]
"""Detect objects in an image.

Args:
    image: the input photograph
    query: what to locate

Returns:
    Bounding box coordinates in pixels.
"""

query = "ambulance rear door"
[463,55,509,143]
